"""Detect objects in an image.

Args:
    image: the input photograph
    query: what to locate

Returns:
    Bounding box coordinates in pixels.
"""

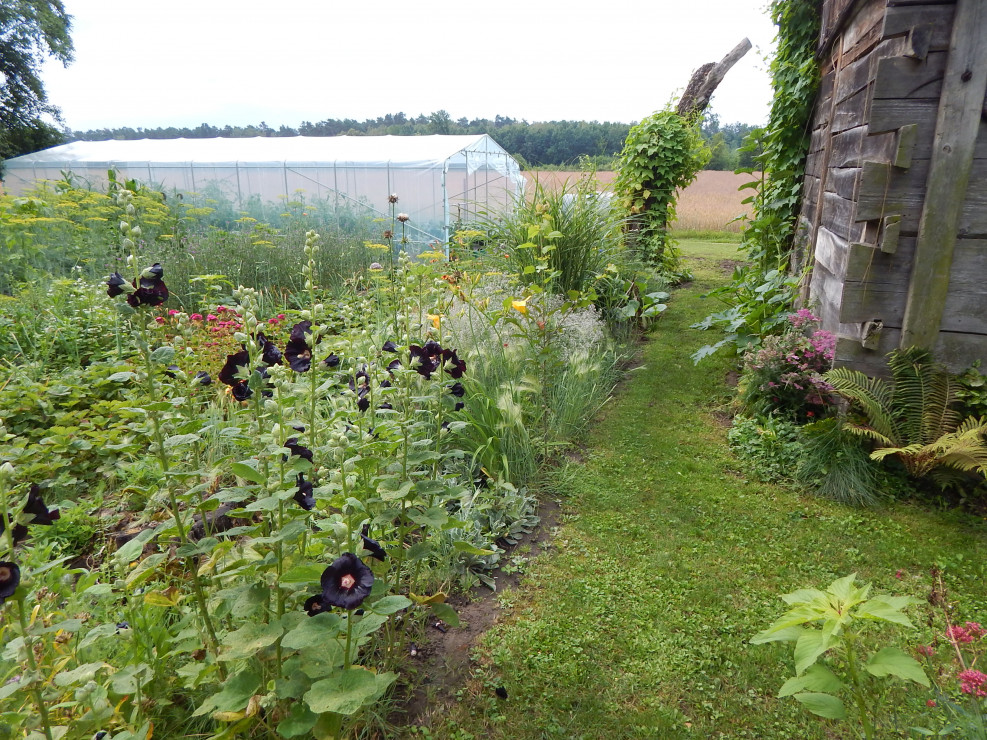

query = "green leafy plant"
[727,414,804,483]
[752,573,929,738]
[614,109,709,272]
[826,348,987,481]
[795,418,883,507]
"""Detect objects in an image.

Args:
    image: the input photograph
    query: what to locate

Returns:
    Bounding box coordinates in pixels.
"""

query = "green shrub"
[727,414,804,483]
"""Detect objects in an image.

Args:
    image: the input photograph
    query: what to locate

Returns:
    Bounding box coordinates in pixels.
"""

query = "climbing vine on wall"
[614,109,709,273]
[692,0,821,361]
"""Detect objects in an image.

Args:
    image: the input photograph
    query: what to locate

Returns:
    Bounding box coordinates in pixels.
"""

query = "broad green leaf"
[277,703,318,737]
[279,563,325,584]
[113,527,158,565]
[794,631,832,675]
[106,371,136,383]
[778,664,843,697]
[750,625,806,645]
[193,669,262,717]
[408,506,448,529]
[864,648,929,686]
[149,346,175,364]
[370,595,412,615]
[219,622,283,661]
[231,461,265,485]
[351,613,388,639]
[304,667,391,715]
[856,597,919,627]
[165,433,201,449]
[430,601,460,628]
[54,662,106,687]
[793,692,847,720]
[452,541,496,556]
[282,613,344,650]
[781,588,827,606]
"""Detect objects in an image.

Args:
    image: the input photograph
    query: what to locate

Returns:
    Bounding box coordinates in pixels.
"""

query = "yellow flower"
[428,314,444,330]
[512,299,528,316]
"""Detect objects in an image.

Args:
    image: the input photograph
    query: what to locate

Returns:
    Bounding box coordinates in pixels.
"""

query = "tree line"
[56,111,759,171]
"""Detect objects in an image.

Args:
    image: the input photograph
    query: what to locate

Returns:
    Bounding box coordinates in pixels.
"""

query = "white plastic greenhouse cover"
[3,134,524,248]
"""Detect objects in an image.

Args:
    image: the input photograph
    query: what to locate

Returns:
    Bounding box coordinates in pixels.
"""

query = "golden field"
[522,170,757,233]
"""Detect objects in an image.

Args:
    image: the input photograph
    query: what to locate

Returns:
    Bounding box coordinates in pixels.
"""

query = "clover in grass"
[320,553,374,609]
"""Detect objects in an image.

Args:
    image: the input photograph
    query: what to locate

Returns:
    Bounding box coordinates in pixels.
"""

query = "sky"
[40,0,778,133]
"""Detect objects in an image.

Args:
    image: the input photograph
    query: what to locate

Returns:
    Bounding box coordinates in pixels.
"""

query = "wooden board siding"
[802,0,987,375]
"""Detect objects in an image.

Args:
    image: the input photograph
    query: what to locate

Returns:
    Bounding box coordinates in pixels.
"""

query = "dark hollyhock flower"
[386,359,402,375]
[0,562,20,604]
[231,381,252,402]
[164,365,180,379]
[449,382,465,398]
[408,341,442,379]
[294,473,316,510]
[23,484,60,527]
[357,388,370,413]
[284,437,313,462]
[378,402,393,411]
[194,370,212,386]
[360,527,387,562]
[323,353,340,369]
[441,348,466,379]
[455,402,465,411]
[304,594,327,617]
[285,321,313,372]
[218,349,250,387]
[256,332,283,366]
[255,367,274,398]
[382,340,398,353]
[320,553,374,609]
[379,379,392,389]
[106,272,129,298]
[126,263,169,307]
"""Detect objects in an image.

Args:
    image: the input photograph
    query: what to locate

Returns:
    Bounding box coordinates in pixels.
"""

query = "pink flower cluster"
[268,313,287,326]
[186,306,245,333]
[947,622,987,644]
[787,308,819,331]
[958,669,987,697]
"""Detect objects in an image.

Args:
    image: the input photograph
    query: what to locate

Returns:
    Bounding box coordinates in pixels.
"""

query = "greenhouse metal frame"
[3,134,524,252]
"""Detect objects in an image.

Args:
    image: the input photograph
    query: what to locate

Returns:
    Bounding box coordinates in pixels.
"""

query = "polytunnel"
[2,134,525,251]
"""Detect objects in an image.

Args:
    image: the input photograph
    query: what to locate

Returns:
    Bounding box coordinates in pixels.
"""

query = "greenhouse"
[2,134,525,249]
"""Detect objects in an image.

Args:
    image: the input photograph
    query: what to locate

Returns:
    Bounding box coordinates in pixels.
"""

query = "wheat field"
[523,170,756,233]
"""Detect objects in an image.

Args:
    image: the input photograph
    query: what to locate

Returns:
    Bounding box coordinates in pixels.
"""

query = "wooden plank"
[833,84,872,133]
[933,332,987,373]
[835,328,903,376]
[834,52,875,103]
[894,123,919,167]
[808,259,846,330]
[830,126,898,166]
[901,0,987,349]
[873,52,947,99]
[881,215,902,253]
[883,3,956,51]
[825,166,860,199]
[815,225,852,276]
[821,191,858,239]
[844,0,890,53]
[845,237,915,283]
[940,239,987,333]
[869,97,938,133]
[840,282,908,324]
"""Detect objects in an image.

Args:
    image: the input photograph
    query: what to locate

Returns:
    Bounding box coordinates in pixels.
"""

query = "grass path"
[419,243,987,740]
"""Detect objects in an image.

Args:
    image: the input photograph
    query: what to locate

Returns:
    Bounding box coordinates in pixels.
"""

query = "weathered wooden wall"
[795,0,987,375]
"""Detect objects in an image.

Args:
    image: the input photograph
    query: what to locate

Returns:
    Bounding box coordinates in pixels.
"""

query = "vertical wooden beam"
[900,0,987,349]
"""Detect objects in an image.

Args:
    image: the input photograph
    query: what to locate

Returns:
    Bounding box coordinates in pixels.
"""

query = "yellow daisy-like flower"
[428,314,444,330]
[512,300,528,316]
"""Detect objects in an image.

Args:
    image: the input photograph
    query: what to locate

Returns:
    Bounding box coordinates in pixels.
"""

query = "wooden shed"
[794,0,987,375]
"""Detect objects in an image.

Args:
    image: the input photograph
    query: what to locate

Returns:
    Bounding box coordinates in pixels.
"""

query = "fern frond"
[826,368,899,443]
[842,422,895,449]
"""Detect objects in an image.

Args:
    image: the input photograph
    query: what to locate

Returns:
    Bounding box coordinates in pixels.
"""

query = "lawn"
[419,240,987,739]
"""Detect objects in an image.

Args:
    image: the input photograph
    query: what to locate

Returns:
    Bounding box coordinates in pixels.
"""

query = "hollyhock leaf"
[276,703,318,738]
[430,602,460,628]
[452,541,496,556]
[283,613,343,648]
[231,462,266,485]
[219,622,284,661]
[149,346,175,365]
[192,669,262,717]
[303,667,394,715]
[369,595,412,615]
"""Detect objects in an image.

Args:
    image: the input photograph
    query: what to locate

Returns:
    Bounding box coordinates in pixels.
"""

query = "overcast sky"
[41,0,777,133]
